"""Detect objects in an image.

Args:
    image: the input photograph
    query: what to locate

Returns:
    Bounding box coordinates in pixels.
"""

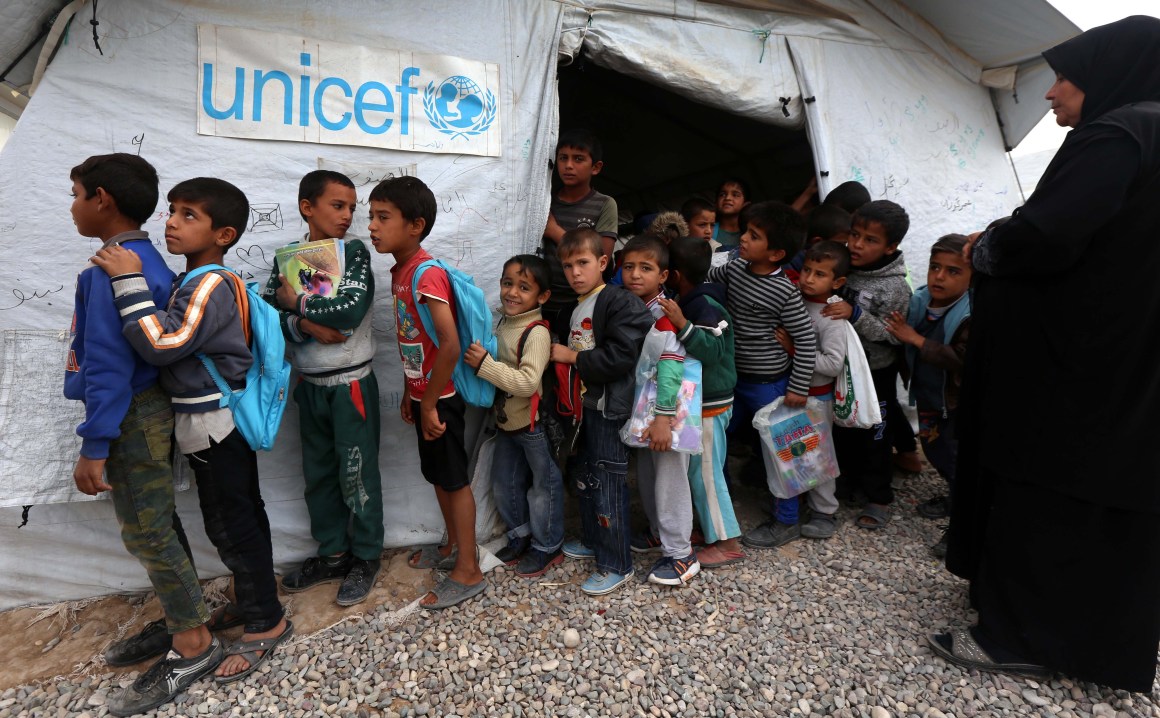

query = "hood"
[854,251,908,279]
[1043,15,1160,128]
[680,280,728,308]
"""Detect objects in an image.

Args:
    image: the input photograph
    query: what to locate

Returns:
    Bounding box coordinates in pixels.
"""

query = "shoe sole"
[335,565,382,607]
[648,561,701,586]
[516,552,565,578]
[581,571,635,596]
[562,547,595,560]
[281,575,346,594]
[630,543,663,554]
[741,534,800,550]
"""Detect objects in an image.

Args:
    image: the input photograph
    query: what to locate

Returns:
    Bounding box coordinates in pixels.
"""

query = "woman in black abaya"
[929,15,1160,692]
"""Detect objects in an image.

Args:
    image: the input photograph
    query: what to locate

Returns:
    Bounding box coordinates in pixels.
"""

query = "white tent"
[0,0,1077,611]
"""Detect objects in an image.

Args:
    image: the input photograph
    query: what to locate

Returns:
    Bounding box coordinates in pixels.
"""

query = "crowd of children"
[65,130,973,713]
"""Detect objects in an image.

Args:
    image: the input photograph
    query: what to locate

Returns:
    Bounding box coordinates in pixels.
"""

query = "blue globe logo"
[423,75,497,140]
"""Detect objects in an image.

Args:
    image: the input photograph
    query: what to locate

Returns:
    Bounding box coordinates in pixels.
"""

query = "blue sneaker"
[562,540,595,560]
[581,570,635,596]
[647,553,701,586]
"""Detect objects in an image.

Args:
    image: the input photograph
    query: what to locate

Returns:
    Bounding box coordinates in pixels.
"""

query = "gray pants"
[807,479,839,516]
[637,448,693,558]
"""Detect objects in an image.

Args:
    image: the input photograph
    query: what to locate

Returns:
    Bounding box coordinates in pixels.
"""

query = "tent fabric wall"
[0,0,562,611]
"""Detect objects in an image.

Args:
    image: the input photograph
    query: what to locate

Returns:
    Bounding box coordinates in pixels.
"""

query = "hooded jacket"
[844,252,912,370]
[574,285,654,420]
[675,281,736,412]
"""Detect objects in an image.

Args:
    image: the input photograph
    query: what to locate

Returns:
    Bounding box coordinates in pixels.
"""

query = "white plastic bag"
[620,331,703,454]
[832,322,882,429]
[753,397,840,499]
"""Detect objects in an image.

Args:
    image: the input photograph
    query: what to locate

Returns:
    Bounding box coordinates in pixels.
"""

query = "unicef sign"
[197,25,502,157]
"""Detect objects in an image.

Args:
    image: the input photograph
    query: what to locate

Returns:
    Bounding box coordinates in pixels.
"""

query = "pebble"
[563,629,581,648]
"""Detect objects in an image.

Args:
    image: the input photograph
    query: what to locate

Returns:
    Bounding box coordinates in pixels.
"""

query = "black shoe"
[742,520,800,549]
[931,527,949,559]
[495,536,530,566]
[108,637,224,717]
[104,618,172,667]
[336,558,381,607]
[281,555,353,593]
[917,495,950,519]
[515,548,564,578]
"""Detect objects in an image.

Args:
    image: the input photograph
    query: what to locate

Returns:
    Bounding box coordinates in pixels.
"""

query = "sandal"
[695,545,745,568]
[856,503,891,530]
[214,620,294,684]
[927,628,1051,681]
[420,576,487,610]
[408,544,452,569]
[206,603,245,632]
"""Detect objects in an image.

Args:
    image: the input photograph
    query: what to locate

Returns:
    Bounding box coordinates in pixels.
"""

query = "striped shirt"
[706,260,816,395]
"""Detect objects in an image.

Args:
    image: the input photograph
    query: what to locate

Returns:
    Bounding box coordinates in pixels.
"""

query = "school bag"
[180,264,292,451]
[515,319,551,430]
[411,258,498,408]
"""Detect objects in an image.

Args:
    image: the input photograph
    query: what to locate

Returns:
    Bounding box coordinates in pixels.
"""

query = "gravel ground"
[1,462,1157,718]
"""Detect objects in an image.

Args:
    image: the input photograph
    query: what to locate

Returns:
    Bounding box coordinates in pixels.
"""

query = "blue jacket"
[904,286,971,411]
[65,236,175,459]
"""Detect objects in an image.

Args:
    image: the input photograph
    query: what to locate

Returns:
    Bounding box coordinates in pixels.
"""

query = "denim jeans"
[186,428,284,634]
[492,425,565,553]
[575,413,632,575]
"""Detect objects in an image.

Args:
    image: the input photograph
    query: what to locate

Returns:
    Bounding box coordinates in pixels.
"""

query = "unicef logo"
[423,75,497,140]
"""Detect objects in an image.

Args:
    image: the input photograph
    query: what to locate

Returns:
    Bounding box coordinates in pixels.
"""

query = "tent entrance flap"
[557,59,815,223]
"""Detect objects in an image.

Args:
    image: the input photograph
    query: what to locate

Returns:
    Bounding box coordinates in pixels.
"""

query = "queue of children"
[64,132,971,714]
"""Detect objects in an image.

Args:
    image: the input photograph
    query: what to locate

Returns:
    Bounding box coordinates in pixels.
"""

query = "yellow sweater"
[476,307,551,431]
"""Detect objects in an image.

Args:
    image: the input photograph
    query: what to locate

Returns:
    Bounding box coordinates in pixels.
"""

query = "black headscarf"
[1042,15,1160,128]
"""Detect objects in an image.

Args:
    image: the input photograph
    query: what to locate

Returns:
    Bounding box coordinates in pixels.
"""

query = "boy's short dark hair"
[668,235,712,285]
[822,181,871,213]
[717,177,751,201]
[369,176,437,240]
[167,178,250,250]
[70,153,159,225]
[804,239,852,278]
[558,227,604,260]
[745,201,807,260]
[621,235,669,271]
[853,200,910,246]
[680,197,715,223]
[298,170,356,221]
[930,233,968,258]
[556,128,603,163]
[807,204,852,241]
[503,254,550,295]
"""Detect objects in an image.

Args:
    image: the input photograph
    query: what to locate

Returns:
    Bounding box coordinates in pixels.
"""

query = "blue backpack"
[411,259,497,407]
[180,265,292,451]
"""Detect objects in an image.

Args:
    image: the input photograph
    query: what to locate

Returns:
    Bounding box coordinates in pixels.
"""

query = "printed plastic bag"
[833,322,883,429]
[752,397,840,499]
[620,333,703,454]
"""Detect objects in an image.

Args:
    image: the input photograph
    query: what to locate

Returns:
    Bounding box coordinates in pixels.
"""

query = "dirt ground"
[0,548,430,690]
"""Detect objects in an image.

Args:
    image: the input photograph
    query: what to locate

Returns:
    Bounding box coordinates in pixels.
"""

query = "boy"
[657,236,743,567]
[263,170,383,607]
[620,236,699,585]
[775,240,851,540]
[712,178,750,249]
[66,154,222,716]
[541,129,619,340]
[785,204,853,281]
[704,201,817,550]
[680,197,717,248]
[551,228,653,595]
[93,178,291,701]
[822,200,913,529]
[464,254,564,578]
[885,234,972,556]
[371,176,485,609]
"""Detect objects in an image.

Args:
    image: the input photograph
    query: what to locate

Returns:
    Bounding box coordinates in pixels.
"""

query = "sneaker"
[281,554,353,593]
[107,638,224,717]
[630,530,663,554]
[336,558,381,607]
[515,548,564,578]
[917,495,950,519]
[742,520,801,549]
[562,540,596,560]
[931,527,949,559]
[104,618,171,667]
[647,554,701,586]
[580,570,634,596]
[801,513,837,540]
[495,536,530,566]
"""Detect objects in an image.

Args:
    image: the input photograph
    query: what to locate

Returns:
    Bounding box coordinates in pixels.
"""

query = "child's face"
[688,210,715,241]
[70,181,101,238]
[560,248,607,296]
[847,219,896,267]
[368,199,422,255]
[927,250,972,307]
[620,250,668,300]
[165,199,233,264]
[556,145,602,189]
[717,182,746,218]
[302,181,357,240]
[738,224,785,267]
[499,263,549,317]
[798,258,846,299]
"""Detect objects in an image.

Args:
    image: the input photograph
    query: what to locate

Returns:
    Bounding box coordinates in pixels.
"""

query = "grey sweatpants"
[637,448,693,558]
[807,479,839,516]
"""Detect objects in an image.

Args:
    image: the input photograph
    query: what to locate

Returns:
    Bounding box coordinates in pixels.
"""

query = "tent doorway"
[556,58,817,228]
